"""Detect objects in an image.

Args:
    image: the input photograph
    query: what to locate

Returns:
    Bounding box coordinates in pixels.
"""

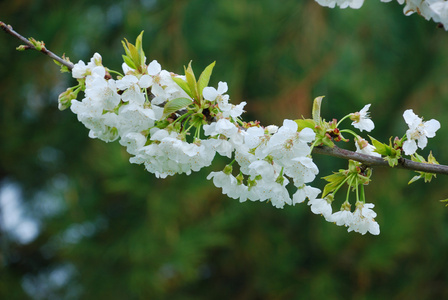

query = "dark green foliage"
[1,0,448,299]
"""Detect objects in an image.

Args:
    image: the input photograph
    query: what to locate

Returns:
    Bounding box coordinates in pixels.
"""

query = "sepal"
[408,152,438,184]
[369,136,400,167]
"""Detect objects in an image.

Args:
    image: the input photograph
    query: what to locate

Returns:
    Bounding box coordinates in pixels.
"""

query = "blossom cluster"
[61,40,440,236]
[315,0,448,29]
[67,52,325,210]
[309,199,380,235]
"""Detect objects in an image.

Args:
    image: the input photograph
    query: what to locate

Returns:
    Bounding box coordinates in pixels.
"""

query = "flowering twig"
[0,21,73,70]
[312,145,448,175]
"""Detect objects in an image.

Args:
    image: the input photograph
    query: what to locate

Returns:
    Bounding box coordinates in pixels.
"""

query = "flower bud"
[58,87,78,111]
[266,125,278,134]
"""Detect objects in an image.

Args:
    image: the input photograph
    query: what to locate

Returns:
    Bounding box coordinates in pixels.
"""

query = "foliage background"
[1,0,448,299]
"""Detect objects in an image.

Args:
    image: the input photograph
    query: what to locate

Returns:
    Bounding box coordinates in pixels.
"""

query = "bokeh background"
[1,0,448,299]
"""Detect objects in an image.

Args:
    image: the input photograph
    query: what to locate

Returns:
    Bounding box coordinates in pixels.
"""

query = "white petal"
[299,127,316,142]
[148,60,162,75]
[424,119,441,137]
[403,140,418,155]
[416,135,428,149]
[360,104,371,114]
[217,81,228,94]
[203,87,218,101]
[138,75,153,88]
[403,109,420,126]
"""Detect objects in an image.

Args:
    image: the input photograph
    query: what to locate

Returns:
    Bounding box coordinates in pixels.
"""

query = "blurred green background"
[1,0,448,299]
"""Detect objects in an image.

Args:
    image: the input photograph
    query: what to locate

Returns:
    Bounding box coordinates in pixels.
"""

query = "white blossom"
[203,81,229,102]
[119,132,147,155]
[327,209,353,227]
[355,137,381,157]
[347,203,380,235]
[112,103,156,136]
[85,67,120,111]
[308,197,332,219]
[402,109,440,155]
[72,53,102,79]
[350,104,375,132]
[116,75,146,105]
[292,185,321,204]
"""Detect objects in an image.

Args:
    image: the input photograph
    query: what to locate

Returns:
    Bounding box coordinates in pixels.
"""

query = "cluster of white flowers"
[315,0,448,29]
[65,50,441,236]
[306,196,380,235]
[208,119,321,209]
[69,53,324,211]
[70,54,250,179]
[329,202,380,235]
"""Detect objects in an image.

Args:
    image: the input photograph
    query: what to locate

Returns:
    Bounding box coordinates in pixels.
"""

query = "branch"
[0,21,74,70]
[312,145,448,175]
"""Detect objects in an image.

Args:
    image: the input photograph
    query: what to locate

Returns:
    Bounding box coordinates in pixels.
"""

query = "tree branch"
[312,145,448,175]
[0,21,74,70]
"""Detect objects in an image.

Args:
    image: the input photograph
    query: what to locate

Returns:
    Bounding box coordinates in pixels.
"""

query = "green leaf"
[128,44,140,65]
[122,55,136,70]
[408,175,422,184]
[312,96,324,124]
[121,39,132,58]
[411,153,425,163]
[295,119,316,132]
[172,77,193,99]
[369,136,391,156]
[163,97,192,117]
[322,173,346,198]
[440,199,448,207]
[185,61,199,100]
[121,32,146,73]
[135,31,145,66]
[198,61,216,99]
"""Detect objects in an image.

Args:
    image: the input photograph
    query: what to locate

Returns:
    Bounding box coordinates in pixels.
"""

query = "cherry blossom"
[402,109,440,155]
[350,104,375,132]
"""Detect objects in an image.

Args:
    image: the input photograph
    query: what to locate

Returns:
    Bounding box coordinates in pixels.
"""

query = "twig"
[312,145,448,175]
[0,21,74,70]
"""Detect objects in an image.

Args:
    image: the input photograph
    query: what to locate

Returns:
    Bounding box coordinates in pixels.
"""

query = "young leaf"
[121,39,132,58]
[128,43,139,65]
[185,61,199,100]
[408,175,422,185]
[198,61,216,99]
[295,119,316,132]
[322,173,346,198]
[163,97,192,117]
[122,55,136,70]
[135,31,145,66]
[312,96,324,124]
[369,136,390,156]
[172,77,193,99]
